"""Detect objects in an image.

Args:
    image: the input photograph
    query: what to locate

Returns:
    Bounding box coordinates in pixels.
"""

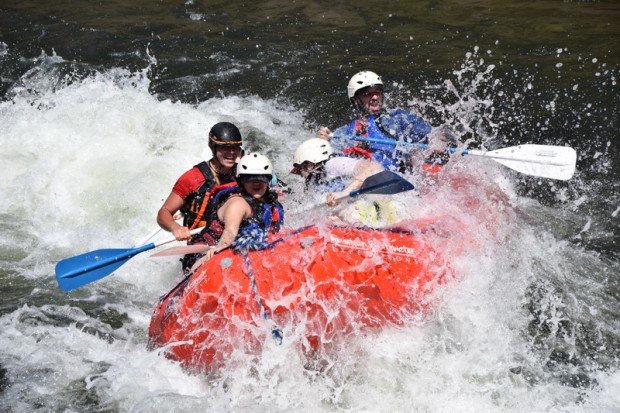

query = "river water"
[0,1,618,412]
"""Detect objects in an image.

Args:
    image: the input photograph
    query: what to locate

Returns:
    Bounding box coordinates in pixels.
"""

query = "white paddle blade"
[151,244,211,257]
[470,144,577,180]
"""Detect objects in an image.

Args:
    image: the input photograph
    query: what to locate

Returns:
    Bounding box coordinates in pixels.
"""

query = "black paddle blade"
[352,171,415,197]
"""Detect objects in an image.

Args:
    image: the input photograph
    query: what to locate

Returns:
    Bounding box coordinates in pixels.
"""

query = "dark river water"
[0,1,618,411]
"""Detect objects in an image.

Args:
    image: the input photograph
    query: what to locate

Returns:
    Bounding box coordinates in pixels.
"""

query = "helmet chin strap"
[209,154,222,170]
[351,98,367,115]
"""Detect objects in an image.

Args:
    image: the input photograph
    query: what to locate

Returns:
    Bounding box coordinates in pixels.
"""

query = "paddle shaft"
[465,148,570,166]
[133,212,183,246]
[133,226,163,247]
[350,136,570,166]
[60,226,204,279]
[292,170,414,213]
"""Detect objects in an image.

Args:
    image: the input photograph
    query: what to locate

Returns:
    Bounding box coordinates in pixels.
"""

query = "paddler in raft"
[316,70,456,172]
[190,152,284,268]
[290,138,402,227]
[156,121,244,272]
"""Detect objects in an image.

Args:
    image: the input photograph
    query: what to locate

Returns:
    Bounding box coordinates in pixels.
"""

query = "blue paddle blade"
[55,243,155,292]
[351,170,415,197]
[56,253,130,291]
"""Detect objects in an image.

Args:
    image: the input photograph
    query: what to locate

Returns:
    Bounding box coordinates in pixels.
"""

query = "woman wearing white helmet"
[290,138,410,228]
[195,152,284,263]
[316,70,455,172]
[290,138,383,205]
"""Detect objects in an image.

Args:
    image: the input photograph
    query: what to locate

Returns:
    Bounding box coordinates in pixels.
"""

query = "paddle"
[132,212,184,246]
[151,243,217,258]
[341,169,414,198]
[133,226,163,247]
[55,226,204,292]
[290,169,415,214]
[348,136,577,180]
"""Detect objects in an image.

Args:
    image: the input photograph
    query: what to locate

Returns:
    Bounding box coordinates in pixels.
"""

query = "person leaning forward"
[290,138,404,228]
[188,152,284,271]
[290,138,383,204]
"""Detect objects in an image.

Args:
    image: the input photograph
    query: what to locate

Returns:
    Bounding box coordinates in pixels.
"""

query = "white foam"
[0,55,617,412]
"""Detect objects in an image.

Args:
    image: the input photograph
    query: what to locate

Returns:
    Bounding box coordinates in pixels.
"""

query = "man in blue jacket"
[317,71,454,171]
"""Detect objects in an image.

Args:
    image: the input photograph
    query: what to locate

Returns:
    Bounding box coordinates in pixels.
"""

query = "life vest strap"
[189,180,237,230]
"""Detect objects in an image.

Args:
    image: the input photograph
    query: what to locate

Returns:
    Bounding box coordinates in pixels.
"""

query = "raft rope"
[232,223,269,251]
[241,249,283,345]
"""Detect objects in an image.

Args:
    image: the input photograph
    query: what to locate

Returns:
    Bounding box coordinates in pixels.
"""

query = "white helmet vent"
[293,138,334,166]
[236,152,273,177]
[347,71,383,98]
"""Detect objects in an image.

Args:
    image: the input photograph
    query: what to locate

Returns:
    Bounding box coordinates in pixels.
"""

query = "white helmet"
[347,71,383,99]
[294,139,333,165]
[236,152,273,178]
[291,139,333,174]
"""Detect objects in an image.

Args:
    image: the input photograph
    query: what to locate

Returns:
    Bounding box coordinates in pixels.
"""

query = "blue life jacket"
[233,192,284,251]
[345,115,400,170]
[338,110,432,171]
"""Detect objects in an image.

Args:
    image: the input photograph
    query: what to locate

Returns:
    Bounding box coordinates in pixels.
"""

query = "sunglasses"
[357,86,384,98]
[240,174,272,184]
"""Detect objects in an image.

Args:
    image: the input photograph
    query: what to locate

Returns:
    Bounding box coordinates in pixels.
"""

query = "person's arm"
[203,196,252,260]
[317,124,351,152]
[326,159,383,206]
[157,192,191,241]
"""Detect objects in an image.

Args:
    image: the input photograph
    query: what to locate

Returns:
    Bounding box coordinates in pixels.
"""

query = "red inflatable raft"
[148,222,453,372]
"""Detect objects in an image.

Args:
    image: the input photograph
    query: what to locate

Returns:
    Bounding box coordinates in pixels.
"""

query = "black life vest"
[180,161,235,230]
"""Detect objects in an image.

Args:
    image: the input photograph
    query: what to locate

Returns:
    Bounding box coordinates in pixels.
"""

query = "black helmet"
[208,122,243,148]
